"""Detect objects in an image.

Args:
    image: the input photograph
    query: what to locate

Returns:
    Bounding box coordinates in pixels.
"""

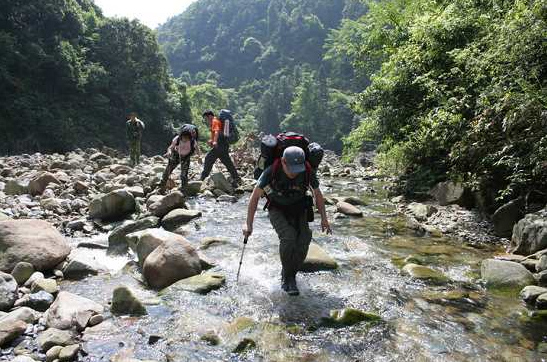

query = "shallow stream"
[62,177,547,361]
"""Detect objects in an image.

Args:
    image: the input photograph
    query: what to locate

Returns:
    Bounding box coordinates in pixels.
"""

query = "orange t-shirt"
[210,117,222,142]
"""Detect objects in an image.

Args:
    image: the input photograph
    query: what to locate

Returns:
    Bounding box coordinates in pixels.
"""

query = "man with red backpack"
[243,143,332,296]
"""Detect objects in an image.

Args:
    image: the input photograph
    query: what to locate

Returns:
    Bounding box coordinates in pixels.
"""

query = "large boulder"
[429,181,471,207]
[89,189,136,221]
[44,291,103,330]
[0,271,17,311]
[148,191,185,218]
[481,259,535,289]
[511,209,547,255]
[492,198,525,238]
[143,239,202,289]
[107,216,160,253]
[300,243,338,272]
[29,172,60,196]
[0,220,71,272]
[161,208,202,231]
[131,228,181,266]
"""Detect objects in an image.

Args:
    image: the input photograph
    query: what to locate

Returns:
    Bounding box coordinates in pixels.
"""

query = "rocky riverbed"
[1,148,547,361]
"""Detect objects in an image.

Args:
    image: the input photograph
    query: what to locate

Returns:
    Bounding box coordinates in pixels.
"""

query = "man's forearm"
[315,190,328,220]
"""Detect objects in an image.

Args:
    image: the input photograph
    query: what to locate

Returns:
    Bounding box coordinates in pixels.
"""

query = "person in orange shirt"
[200,110,241,188]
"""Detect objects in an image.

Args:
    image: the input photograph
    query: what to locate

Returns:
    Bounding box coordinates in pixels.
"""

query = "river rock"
[0,307,40,324]
[45,291,103,330]
[0,318,26,347]
[25,291,55,311]
[10,357,36,362]
[59,344,80,361]
[217,194,238,203]
[89,189,136,221]
[0,219,71,272]
[537,255,547,272]
[210,172,233,194]
[493,198,525,238]
[0,271,18,311]
[110,286,147,316]
[161,272,225,295]
[536,293,547,309]
[73,181,89,194]
[161,208,202,231]
[322,308,381,327]
[62,250,105,280]
[300,243,338,272]
[5,179,29,195]
[130,229,174,265]
[31,278,59,294]
[408,202,437,221]
[339,196,366,206]
[185,181,203,196]
[37,328,75,351]
[24,271,44,288]
[29,172,60,196]
[481,259,535,289]
[402,264,448,283]
[511,209,547,255]
[148,191,185,218]
[0,212,9,221]
[520,286,547,304]
[200,237,230,250]
[108,216,160,253]
[429,181,470,207]
[142,239,202,289]
[46,345,63,362]
[11,262,35,285]
[336,201,363,217]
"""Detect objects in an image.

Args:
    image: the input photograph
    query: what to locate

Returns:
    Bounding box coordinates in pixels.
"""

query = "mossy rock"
[110,286,147,316]
[402,263,449,284]
[160,273,225,295]
[200,331,220,346]
[224,317,256,336]
[321,308,381,327]
[232,338,256,353]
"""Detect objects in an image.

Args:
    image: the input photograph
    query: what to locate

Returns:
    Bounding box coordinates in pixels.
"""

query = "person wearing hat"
[200,109,241,187]
[126,112,145,167]
[243,146,332,296]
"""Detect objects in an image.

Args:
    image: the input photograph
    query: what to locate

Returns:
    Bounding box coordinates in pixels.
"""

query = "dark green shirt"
[257,165,319,206]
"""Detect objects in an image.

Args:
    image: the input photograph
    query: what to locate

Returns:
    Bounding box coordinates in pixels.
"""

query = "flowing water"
[61,177,547,362]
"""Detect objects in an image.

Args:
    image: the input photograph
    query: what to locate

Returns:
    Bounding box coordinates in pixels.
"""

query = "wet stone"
[520,286,547,304]
[160,273,225,295]
[11,262,35,285]
[110,286,147,316]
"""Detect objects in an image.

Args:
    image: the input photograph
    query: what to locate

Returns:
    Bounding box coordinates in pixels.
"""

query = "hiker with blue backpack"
[243,133,332,296]
[158,124,201,195]
[200,109,241,188]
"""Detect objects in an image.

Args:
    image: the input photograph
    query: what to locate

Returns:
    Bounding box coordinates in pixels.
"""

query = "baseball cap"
[283,146,306,174]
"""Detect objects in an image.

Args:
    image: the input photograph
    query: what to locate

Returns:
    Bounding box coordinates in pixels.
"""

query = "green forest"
[0,0,546,209]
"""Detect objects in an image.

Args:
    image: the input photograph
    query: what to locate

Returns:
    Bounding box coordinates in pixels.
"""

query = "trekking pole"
[236,235,249,283]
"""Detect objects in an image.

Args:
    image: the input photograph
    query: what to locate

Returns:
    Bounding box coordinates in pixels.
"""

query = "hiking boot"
[282,276,299,296]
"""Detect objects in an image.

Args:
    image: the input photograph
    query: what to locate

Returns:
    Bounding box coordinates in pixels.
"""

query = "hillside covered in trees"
[158,0,368,150]
[0,0,192,154]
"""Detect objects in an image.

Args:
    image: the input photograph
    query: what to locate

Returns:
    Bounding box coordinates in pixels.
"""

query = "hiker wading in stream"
[243,146,332,296]
[200,109,241,188]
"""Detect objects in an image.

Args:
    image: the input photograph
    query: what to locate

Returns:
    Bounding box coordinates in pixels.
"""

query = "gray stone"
[336,201,363,217]
[45,291,103,330]
[59,344,80,361]
[0,212,9,221]
[210,172,233,194]
[148,191,185,218]
[339,196,366,206]
[26,291,55,312]
[29,172,60,196]
[46,345,63,362]
[0,219,71,272]
[300,243,338,272]
[537,293,547,309]
[481,259,535,289]
[37,328,74,351]
[161,273,225,295]
[73,181,89,194]
[143,239,202,289]
[107,216,159,253]
[5,179,29,195]
[0,319,26,347]
[0,307,40,324]
[161,208,202,231]
[24,271,44,288]
[89,189,136,221]
[185,181,203,196]
[429,181,470,206]
[538,255,547,272]
[0,271,17,311]
[408,202,437,221]
[11,357,37,362]
[124,186,144,198]
[511,209,547,255]
[66,219,86,232]
[31,278,59,294]
[520,286,547,304]
[110,286,147,316]
[87,314,103,326]
[62,251,104,280]
[493,198,525,238]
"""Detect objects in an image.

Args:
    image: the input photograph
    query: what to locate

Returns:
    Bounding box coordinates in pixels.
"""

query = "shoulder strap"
[271,158,282,186]
[305,161,312,188]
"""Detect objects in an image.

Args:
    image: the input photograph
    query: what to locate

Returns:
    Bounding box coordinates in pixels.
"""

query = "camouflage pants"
[129,139,141,166]
[200,143,239,182]
[160,153,191,190]
[268,208,312,280]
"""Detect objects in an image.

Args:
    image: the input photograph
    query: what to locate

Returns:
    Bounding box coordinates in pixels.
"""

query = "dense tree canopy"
[0,0,192,155]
